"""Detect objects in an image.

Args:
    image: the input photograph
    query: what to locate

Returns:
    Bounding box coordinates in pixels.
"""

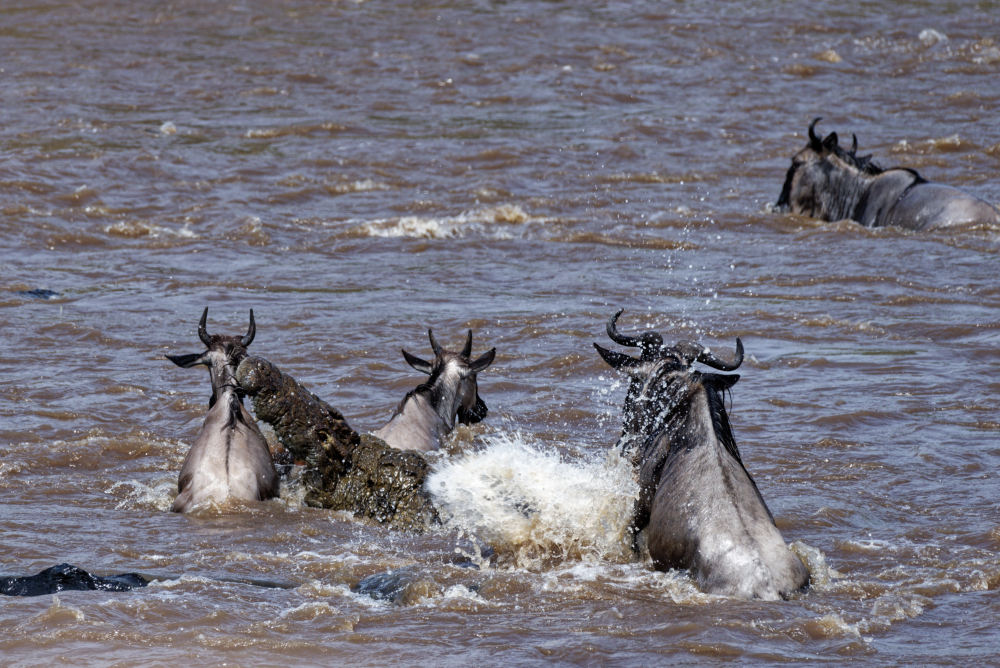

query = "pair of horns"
[197,307,255,347]
[428,328,473,358]
[808,117,859,155]
[404,328,495,376]
[605,309,743,371]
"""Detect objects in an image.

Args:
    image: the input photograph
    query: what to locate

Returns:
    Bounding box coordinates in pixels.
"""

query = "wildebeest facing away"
[776,118,1000,231]
[166,308,279,512]
[373,329,495,452]
[595,310,809,600]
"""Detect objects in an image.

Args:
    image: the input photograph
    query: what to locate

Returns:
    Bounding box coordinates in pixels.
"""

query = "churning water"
[1,0,999,665]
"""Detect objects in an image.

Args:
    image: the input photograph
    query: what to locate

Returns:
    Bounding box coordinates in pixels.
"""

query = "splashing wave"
[427,431,638,570]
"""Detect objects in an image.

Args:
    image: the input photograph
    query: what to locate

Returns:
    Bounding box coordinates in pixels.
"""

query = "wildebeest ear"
[702,372,740,392]
[469,348,496,373]
[402,349,434,374]
[823,132,839,150]
[166,353,204,368]
[593,343,641,370]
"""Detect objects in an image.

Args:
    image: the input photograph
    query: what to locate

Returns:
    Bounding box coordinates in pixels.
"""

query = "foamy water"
[427,431,638,569]
[356,204,539,239]
[2,1,999,664]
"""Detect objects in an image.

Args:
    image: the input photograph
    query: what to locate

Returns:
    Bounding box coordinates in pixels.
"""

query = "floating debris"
[16,288,61,300]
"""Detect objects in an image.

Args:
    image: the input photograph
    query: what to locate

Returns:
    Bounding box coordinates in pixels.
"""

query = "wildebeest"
[776,118,1000,230]
[373,329,495,452]
[595,310,808,600]
[1,563,147,596]
[166,308,279,512]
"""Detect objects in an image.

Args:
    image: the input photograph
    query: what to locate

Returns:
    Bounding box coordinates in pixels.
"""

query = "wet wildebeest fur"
[166,308,279,512]
[373,329,495,452]
[595,310,808,600]
[776,118,1000,230]
[1,563,147,596]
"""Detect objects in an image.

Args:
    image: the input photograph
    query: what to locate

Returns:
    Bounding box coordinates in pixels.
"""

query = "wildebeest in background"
[373,329,495,452]
[1,563,148,596]
[166,308,279,512]
[595,310,809,600]
[776,118,1000,231]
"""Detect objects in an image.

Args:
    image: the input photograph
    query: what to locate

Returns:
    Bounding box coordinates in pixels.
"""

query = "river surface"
[1,1,998,665]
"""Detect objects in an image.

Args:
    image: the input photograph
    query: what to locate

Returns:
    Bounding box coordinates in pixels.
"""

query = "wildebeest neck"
[701,374,762,495]
[629,367,775,534]
[218,387,246,430]
[206,352,244,408]
[619,363,691,457]
[408,364,465,430]
[810,160,874,221]
[630,368,742,462]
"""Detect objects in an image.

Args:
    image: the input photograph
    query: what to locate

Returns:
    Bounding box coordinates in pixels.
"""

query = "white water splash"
[104,220,198,239]
[917,29,947,47]
[326,178,388,194]
[356,204,538,239]
[790,540,841,589]
[426,431,638,569]
[105,477,177,511]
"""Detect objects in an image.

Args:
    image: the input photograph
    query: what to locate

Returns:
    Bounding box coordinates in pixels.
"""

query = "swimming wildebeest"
[1,563,148,597]
[595,310,808,600]
[373,329,495,452]
[776,118,1000,230]
[166,308,279,512]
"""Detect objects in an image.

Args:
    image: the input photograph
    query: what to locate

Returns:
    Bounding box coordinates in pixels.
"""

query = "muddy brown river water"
[1,1,999,665]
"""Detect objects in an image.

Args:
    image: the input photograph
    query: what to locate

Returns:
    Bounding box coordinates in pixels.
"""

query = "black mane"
[390,364,447,417]
[224,390,244,430]
[703,377,743,466]
[702,375,775,524]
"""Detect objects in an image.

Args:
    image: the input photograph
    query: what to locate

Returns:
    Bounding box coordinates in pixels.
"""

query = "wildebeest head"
[402,329,496,425]
[594,309,743,443]
[775,117,881,219]
[166,307,256,405]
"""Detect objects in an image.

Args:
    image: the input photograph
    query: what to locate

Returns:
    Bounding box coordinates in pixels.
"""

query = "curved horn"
[461,329,473,358]
[697,337,744,371]
[808,117,823,147]
[607,309,664,357]
[427,328,443,357]
[850,133,858,155]
[607,309,640,347]
[198,307,211,346]
[241,309,256,347]
[674,338,744,370]
[594,342,642,371]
